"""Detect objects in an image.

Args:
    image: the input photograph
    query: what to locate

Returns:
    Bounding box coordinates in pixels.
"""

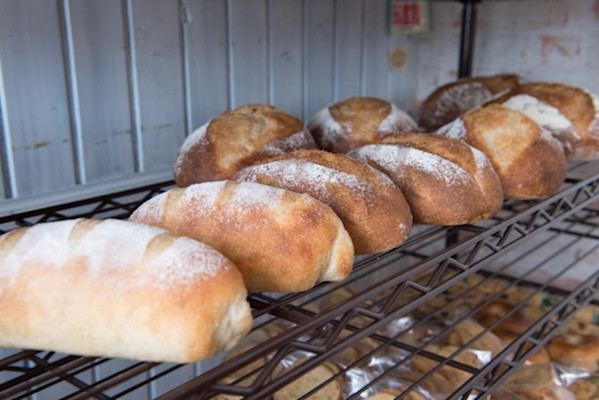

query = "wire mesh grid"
[0,162,598,399]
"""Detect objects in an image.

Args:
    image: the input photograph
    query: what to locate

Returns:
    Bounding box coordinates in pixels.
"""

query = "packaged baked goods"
[347,133,503,226]
[130,180,354,292]
[547,333,599,373]
[492,82,599,159]
[418,74,522,131]
[0,218,252,363]
[173,104,316,187]
[437,104,567,199]
[307,96,420,153]
[234,149,413,254]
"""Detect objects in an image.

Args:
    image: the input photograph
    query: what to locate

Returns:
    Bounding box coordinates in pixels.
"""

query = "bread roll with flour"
[174,104,316,187]
[347,133,503,226]
[130,180,354,292]
[234,149,413,255]
[0,218,252,363]
[437,104,567,199]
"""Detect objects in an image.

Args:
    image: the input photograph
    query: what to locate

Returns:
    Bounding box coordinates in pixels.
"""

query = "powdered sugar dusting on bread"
[131,191,168,223]
[173,121,210,174]
[236,159,374,201]
[503,94,579,139]
[378,103,419,133]
[437,118,467,140]
[350,144,470,186]
[0,219,78,284]
[308,107,344,147]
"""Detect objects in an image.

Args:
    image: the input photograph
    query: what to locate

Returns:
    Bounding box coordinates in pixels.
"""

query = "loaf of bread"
[173,104,316,187]
[437,104,567,199]
[234,149,413,255]
[307,97,419,153]
[492,82,599,159]
[347,133,504,226]
[0,218,252,363]
[130,180,354,292]
[419,74,522,131]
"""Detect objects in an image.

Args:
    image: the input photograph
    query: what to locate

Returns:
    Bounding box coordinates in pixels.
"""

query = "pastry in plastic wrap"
[437,104,567,199]
[308,97,419,153]
[547,333,599,373]
[272,356,344,400]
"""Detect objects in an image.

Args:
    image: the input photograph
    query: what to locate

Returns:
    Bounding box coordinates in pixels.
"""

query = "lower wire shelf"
[1,161,598,399]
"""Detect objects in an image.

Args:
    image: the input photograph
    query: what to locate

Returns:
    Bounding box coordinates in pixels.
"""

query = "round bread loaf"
[234,149,413,255]
[130,180,354,292]
[437,104,567,199]
[307,97,419,153]
[347,133,503,226]
[173,104,316,187]
[0,218,252,363]
[492,82,599,159]
[419,74,522,131]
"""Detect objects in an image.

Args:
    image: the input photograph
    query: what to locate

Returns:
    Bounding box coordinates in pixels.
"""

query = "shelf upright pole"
[458,0,480,78]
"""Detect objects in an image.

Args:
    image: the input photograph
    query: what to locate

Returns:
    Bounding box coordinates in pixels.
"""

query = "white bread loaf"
[0,218,252,363]
[437,104,567,199]
[130,180,354,292]
[234,149,413,255]
[307,97,419,153]
[347,133,504,226]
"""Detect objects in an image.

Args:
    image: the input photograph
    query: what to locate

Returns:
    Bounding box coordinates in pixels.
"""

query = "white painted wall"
[0,0,597,211]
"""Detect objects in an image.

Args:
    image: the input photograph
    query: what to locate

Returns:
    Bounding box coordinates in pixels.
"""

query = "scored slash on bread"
[234,149,413,255]
[0,218,252,363]
[130,180,354,293]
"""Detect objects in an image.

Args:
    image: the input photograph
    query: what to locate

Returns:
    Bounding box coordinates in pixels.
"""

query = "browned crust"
[234,149,413,254]
[349,133,503,226]
[174,104,315,187]
[420,74,521,131]
[461,104,567,199]
[130,181,354,292]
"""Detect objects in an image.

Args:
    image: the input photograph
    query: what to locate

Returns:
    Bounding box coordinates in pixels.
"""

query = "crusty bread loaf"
[130,180,354,292]
[493,82,599,159]
[174,104,316,187]
[437,104,567,199]
[272,358,343,400]
[347,133,504,226]
[307,97,419,153]
[0,218,252,363]
[419,74,522,131]
[234,149,413,255]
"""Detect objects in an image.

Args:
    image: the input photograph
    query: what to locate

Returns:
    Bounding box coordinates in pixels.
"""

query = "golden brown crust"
[460,104,567,199]
[347,133,504,226]
[0,219,252,363]
[419,74,521,131]
[547,333,599,372]
[474,301,531,337]
[308,97,419,153]
[130,180,354,292]
[174,104,316,187]
[273,359,343,400]
[234,149,413,254]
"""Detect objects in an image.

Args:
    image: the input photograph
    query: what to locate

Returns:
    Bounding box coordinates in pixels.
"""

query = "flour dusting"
[437,118,467,140]
[308,107,345,148]
[173,121,210,174]
[379,103,419,133]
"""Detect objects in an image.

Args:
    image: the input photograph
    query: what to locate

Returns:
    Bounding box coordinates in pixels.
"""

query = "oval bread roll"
[419,74,522,131]
[0,218,252,363]
[493,82,599,159]
[347,133,504,226]
[130,180,354,292]
[234,149,413,255]
[437,104,567,199]
[308,97,419,153]
[174,104,316,187]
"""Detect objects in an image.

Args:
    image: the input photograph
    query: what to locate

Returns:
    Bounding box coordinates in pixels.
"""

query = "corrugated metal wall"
[0,0,597,213]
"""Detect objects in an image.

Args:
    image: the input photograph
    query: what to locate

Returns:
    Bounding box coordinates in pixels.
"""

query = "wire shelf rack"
[1,161,598,399]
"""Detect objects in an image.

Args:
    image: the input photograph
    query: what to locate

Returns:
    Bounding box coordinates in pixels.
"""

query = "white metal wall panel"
[69,0,135,182]
[334,0,364,102]
[0,0,77,199]
[362,0,391,99]
[187,0,230,130]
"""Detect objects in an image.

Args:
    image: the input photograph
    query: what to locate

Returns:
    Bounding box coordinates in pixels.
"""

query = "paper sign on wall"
[389,0,429,34]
